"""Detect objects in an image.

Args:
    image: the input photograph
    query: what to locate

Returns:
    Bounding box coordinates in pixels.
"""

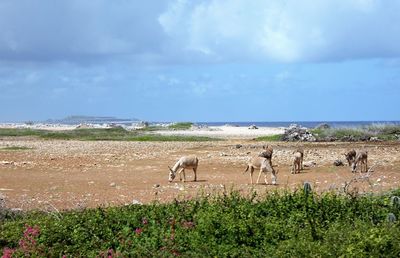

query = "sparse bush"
[168,122,194,130]
[311,124,400,141]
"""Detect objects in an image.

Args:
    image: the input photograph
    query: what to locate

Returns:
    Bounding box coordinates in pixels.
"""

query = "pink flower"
[2,248,15,258]
[171,249,181,256]
[135,228,143,235]
[182,221,195,229]
[142,218,148,225]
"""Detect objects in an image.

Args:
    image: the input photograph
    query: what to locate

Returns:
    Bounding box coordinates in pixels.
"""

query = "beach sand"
[156,125,285,138]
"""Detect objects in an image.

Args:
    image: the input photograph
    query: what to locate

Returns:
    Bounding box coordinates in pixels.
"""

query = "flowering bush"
[1,189,400,257]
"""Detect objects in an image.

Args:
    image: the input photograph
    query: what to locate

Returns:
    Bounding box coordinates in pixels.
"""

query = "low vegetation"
[1,189,400,257]
[0,146,32,151]
[136,122,194,132]
[0,128,219,142]
[311,124,400,141]
[256,124,400,142]
[255,134,283,141]
[168,122,193,130]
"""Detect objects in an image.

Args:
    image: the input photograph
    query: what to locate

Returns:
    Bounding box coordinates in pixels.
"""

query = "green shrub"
[311,124,400,141]
[1,189,400,257]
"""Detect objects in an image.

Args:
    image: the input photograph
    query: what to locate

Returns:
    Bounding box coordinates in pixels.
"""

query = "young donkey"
[291,149,304,174]
[168,155,198,182]
[244,157,277,185]
[344,149,357,166]
[351,150,368,173]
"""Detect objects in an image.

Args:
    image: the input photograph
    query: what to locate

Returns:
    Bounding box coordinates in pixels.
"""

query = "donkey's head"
[351,161,357,173]
[168,166,176,182]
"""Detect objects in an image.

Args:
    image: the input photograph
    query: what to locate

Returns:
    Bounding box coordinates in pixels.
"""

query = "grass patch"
[128,134,219,142]
[1,189,400,257]
[0,128,42,137]
[255,134,283,141]
[0,128,220,142]
[0,146,32,151]
[168,122,193,130]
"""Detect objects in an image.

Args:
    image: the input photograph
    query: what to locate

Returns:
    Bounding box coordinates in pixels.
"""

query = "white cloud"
[160,0,400,62]
[0,1,399,65]
[0,1,168,63]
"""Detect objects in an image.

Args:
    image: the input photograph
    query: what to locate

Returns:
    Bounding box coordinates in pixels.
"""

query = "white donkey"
[168,155,198,182]
[244,156,277,185]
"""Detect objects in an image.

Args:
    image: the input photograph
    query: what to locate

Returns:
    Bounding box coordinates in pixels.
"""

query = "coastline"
[0,123,285,138]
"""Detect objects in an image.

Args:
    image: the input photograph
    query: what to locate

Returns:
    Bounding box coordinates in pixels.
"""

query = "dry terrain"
[1,137,400,210]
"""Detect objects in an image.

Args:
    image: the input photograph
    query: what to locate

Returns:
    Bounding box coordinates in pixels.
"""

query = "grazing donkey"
[258,145,273,160]
[168,155,198,182]
[244,157,277,185]
[344,150,357,166]
[291,150,303,174]
[351,151,368,173]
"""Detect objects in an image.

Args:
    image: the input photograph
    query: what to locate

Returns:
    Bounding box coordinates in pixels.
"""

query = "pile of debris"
[282,124,316,142]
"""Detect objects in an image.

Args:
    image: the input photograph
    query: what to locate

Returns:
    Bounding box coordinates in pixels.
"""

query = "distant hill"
[45,115,139,124]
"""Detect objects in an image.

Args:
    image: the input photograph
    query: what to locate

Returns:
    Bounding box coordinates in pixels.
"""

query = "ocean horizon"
[2,119,400,129]
[196,121,400,128]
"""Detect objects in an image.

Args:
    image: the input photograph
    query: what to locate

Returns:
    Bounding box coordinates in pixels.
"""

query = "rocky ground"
[1,137,400,210]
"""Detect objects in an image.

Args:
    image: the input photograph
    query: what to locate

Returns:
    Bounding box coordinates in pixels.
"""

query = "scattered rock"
[248,124,258,130]
[282,124,316,142]
[341,135,356,142]
[333,160,344,166]
[132,199,142,205]
[303,161,317,168]
[315,123,330,130]
[235,144,243,149]
[0,193,5,209]
[370,137,382,142]
[110,182,116,187]
[220,152,228,157]
[0,161,13,165]
[323,136,338,142]
[76,123,94,129]
[153,184,160,188]
[49,186,58,191]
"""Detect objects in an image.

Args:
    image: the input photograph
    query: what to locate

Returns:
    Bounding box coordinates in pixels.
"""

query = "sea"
[195,121,400,128]
[7,117,399,129]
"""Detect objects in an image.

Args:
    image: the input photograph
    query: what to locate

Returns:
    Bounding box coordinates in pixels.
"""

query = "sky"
[1,0,399,122]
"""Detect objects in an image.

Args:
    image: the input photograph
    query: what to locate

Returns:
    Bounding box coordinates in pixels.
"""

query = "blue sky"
[0,0,399,122]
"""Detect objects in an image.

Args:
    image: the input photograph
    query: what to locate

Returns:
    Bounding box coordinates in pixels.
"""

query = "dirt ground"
[1,137,400,210]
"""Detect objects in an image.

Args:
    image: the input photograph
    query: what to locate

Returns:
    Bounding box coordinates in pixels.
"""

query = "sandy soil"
[1,135,400,211]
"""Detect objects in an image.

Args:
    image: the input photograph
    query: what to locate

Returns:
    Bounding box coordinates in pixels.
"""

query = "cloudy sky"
[1,0,399,122]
